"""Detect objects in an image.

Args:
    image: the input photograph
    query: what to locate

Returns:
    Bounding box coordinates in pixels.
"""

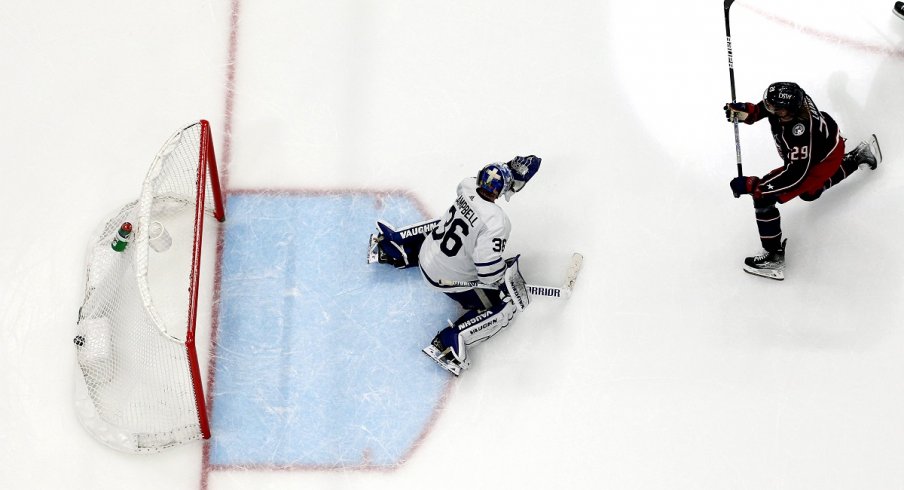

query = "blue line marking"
[209,192,457,467]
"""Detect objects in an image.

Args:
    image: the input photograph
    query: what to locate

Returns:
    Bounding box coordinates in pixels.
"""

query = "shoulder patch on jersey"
[792,123,805,136]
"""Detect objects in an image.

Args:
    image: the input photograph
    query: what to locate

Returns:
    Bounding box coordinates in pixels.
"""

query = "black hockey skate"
[367,220,397,265]
[743,239,787,281]
[846,134,882,170]
[895,2,904,21]
[367,233,400,266]
[367,220,424,268]
[367,233,383,264]
[367,232,406,267]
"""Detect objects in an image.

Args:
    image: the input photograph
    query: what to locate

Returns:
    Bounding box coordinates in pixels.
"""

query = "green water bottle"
[111,222,133,252]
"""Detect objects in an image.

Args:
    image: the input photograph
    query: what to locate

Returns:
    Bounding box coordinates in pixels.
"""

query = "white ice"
[2,1,904,489]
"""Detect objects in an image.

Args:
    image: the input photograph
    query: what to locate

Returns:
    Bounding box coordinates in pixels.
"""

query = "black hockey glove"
[729,176,761,198]
[724,102,755,122]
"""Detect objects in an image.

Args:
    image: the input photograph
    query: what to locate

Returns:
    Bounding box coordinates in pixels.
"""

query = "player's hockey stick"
[724,0,744,197]
[439,253,584,299]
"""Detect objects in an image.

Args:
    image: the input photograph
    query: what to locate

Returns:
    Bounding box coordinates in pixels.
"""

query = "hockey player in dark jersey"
[724,81,881,280]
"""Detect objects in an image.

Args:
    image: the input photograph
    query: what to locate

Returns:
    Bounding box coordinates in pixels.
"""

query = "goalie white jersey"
[418,177,511,292]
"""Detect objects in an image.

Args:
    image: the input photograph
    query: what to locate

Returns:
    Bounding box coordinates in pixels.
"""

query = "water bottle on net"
[111,222,133,252]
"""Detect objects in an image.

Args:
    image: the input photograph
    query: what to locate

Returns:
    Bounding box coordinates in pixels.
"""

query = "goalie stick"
[439,253,584,298]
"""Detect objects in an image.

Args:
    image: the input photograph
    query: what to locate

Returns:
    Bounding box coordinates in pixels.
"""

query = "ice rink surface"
[2,1,904,489]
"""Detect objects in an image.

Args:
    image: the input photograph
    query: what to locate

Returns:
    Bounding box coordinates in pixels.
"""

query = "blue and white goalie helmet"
[476,163,513,197]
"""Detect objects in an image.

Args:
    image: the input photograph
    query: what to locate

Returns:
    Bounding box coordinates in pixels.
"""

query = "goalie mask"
[476,163,513,198]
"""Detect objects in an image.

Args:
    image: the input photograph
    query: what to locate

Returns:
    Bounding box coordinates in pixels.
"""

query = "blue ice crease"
[209,192,457,467]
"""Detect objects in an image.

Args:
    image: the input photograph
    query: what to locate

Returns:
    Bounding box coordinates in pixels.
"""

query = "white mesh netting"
[74,121,222,453]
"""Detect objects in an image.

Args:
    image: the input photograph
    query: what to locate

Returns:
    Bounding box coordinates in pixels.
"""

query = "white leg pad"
[457,299,517,350]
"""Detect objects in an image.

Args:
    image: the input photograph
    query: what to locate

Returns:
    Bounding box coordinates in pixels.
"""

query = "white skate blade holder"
[742,266,784,281]
[367,234,380,264]
[422,345,461,376]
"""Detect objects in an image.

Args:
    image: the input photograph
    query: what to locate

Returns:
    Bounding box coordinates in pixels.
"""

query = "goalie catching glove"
[503,155,541,201]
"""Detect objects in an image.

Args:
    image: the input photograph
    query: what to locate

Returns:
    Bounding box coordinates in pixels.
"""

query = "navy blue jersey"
[743,96,841,197]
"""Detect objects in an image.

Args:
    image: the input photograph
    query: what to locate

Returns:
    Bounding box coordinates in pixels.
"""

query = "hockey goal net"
[74,120,224,453]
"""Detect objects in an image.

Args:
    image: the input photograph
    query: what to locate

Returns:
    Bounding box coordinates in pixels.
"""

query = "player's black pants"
[799,151,864,201]
[751,151,863,252]
[444,288,504,312]
[752,195,783,253]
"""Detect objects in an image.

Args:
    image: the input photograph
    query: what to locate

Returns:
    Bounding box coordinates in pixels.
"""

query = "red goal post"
[74,120,224,453]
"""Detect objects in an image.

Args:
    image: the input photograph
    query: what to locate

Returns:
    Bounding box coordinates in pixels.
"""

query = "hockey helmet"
[763,82,804,114]
[476,163,513,197]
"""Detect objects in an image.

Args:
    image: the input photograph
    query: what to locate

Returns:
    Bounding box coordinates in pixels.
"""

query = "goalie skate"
[367,233,381,264]
[422,344,462,376]
[742,239,786,281]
